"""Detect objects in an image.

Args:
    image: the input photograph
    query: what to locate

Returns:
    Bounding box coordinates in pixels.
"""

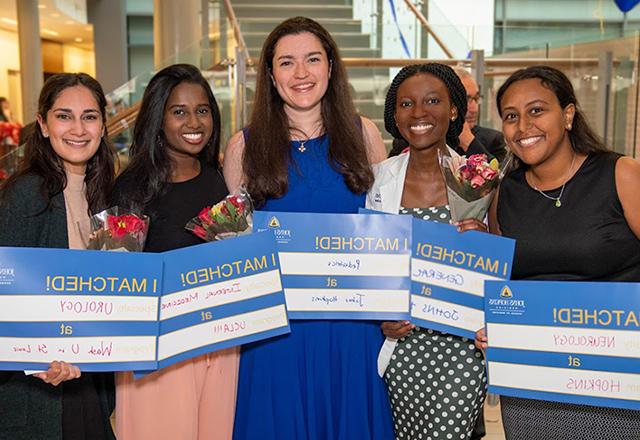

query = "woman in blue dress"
[223,16,392,440]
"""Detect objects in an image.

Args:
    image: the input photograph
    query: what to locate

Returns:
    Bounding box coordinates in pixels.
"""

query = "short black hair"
[384,63,467,148]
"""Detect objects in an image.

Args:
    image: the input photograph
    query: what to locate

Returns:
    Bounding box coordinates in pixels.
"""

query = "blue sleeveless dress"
[233,134,394,440]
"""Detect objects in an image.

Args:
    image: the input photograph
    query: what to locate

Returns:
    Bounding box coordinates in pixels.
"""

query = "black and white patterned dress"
[384,206,487,440]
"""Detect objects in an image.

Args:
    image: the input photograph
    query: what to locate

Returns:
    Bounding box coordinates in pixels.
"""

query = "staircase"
[230,0,391,145]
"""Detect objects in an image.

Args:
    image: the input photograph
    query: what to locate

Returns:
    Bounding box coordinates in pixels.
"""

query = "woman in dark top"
[111,64,238,440]
[476,66,640,439]
[0,73,116,440]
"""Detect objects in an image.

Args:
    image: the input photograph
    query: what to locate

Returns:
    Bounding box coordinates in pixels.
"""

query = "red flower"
[107,214,146,238]
[198,206,215,225]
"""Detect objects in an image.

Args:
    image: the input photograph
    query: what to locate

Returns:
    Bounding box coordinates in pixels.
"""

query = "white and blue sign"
[156,231,289,369]
[0,247,162,372]
[0,232,290,373]
[254,211,412,320]
[411,220,515,339]
[485,280,640,411]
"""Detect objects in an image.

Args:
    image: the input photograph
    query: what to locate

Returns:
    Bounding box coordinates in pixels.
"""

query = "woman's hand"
[33,361,81,386]
[475,327,488,351]
[454,218,488,233]
[381,320,415,339]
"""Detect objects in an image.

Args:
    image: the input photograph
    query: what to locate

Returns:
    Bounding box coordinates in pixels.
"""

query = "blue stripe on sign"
[411,281,484,310]
[0,359,157,372]
[488,347,640,374]
[0,321,158,337]
[284,275,409,290]
[159,293,285,334]
[288,310,409,321]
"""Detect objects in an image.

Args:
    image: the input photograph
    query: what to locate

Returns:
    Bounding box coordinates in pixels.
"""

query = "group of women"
[0,14,638,440]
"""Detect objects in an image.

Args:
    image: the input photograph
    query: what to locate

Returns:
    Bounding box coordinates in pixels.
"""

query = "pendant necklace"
[294,125,322,153]
[531,152,576,208]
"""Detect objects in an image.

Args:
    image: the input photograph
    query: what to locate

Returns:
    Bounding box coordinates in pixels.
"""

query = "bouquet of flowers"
[438,149,512,222]
[185,189,254,241]
[87,207,149,251]
[0,121,22,146]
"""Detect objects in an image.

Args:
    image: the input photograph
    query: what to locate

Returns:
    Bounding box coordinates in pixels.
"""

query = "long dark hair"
[0,73,115,213]
[496,65,608,157]
[384,63,467,150]
[115,64,221,209]
[242,16,373,205]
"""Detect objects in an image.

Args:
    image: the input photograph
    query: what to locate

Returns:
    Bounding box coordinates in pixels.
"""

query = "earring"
[566,124,572,130]
[451,116,456,121]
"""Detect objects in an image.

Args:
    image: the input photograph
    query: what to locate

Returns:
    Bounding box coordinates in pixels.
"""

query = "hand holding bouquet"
[438,149,512,222]
[186,189,254,241]
[87,207,149,251]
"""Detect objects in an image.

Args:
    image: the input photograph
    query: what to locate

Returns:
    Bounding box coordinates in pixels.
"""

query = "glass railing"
[102,1,639,162]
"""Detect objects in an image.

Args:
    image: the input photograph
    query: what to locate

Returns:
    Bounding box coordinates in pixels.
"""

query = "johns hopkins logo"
[0,266,16,285]
[500,286,513,298]
[268,216,280,228]
[488,284,526,316]
[267,216,292,244]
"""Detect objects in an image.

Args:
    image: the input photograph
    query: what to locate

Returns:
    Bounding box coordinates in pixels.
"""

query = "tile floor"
[484,399,506,440]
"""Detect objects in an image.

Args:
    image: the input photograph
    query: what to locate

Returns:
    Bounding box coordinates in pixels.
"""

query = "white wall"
[429,0,495,58]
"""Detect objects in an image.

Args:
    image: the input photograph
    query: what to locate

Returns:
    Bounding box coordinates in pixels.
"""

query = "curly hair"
[383,63,467,149]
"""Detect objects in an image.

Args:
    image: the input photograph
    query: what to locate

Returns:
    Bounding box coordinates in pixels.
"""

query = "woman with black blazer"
[0,73,116,440]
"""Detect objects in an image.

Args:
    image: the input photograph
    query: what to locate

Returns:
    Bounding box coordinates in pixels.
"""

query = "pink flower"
[481,167,497,180]
[470,174,486,188]
[468,154,488,167]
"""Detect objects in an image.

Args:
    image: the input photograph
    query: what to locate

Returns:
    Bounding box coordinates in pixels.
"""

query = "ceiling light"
[75,37,83,43]
[42,28,59,36]
[51,13,60,18]
[1,17,17,25]
[38,4,46,8]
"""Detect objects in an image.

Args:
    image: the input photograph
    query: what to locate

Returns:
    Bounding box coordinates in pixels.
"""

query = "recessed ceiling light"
[42,28,59,36]
[65,20,74,25]
[38,4,46,9]
[1,17,18,25]
[75,37,83,43]
[51,13,60,18]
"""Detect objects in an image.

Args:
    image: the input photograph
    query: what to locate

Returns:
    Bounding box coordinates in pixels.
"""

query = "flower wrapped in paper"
[185,188,254,241]
[87,207,149,251]
[438,149,512,222]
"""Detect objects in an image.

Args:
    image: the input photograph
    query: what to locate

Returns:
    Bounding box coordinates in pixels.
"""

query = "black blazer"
[0,174,115,440]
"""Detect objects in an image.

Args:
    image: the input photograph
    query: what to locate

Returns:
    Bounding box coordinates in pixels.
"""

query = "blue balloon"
[614,0,640,13]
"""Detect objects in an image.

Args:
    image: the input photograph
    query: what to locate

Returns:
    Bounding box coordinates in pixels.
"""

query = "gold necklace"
[293,125,322,153]
[531,152,576,208]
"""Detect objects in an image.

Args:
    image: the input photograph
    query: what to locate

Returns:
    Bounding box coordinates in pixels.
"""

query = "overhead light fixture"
[38,4,46,8]
[1,17,18,25]
[51,13,60,18]
[75,37,83,43]
[42,28,59,36]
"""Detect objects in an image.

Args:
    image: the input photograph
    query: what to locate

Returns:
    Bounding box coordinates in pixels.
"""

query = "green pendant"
[555,199,562,208]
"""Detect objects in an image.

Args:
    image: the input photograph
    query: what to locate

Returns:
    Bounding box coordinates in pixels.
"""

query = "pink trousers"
[116,348,239,440]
